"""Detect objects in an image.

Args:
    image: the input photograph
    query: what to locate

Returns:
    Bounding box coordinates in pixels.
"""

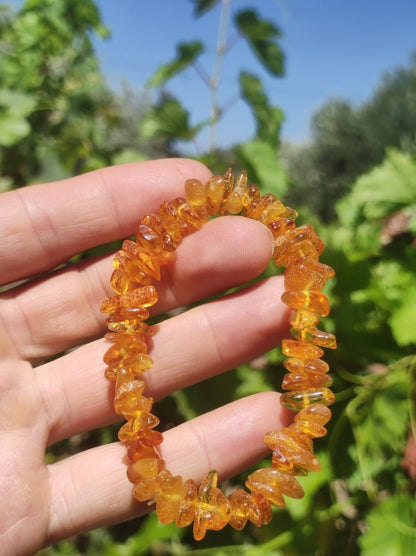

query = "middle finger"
[2,216,273,362]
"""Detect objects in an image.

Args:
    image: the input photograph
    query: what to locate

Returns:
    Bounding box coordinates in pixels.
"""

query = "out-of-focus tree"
[282,54,416,221]
[0,0,169,188]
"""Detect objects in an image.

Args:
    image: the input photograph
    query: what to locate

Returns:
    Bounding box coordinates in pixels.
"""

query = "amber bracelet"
[100,169,336,540]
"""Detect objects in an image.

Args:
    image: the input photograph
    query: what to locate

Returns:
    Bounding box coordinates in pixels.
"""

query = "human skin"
[0,158,291,555]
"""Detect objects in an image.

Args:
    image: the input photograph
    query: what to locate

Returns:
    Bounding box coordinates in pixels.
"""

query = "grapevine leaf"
[342,150,416,222]
[234,9,284,76]
[239,71,284,147]
[140,96,194,141]
[146,41,204,87]
[189,0,219,17]
[0,88,36,146]
[347,363,410,491]
[389,285,416,346]
[359,492,416,556]
[238,140,288,197]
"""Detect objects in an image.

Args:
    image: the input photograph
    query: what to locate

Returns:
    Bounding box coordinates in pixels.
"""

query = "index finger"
[0,159,211,286]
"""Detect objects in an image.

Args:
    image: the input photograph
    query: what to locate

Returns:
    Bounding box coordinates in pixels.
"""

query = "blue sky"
[92,1,416,151]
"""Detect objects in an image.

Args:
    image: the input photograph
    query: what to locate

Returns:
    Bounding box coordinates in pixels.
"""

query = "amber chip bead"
[101,168,336,540]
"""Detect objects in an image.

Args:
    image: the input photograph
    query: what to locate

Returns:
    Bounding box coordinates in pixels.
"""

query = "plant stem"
[209,0,232,152]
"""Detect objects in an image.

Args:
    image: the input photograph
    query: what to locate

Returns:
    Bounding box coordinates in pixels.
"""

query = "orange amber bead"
[193,471,231,540]
[281,371,333,391]
[155,475,185,524]
[284,258,333,292]
[222,170,248,214]
[133,468,172,502]
[268,218,296,240]
[280,388,335,411]
[100,285,158,313]
[205,175,226,216]
[291,326,337,349]
[283,357,329,374]
[246,467,304,507]
[175,479,198,527]
[118,412,160,442]
[281,339,324,359]
[289,309,321,329]
[281,290,330,316]
[127,430,163,462]
[185,178,210,219]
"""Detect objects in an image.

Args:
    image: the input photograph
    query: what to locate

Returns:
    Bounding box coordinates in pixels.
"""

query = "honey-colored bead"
[228,489,273,530]
[100,285,158,313]
[247,492,273,526]
[246,468,304,507]
[110,268,139,294]
[141,213,177,252]
[218,167,234,214]
[177,200,205,230]
[283,357,329,374]
[282,339,324,359]
[268,218,296,239]
[193,470,231,540]
[185,178,210,219]
[114,389,153,418]
[118,411,160,442]
[222,170,248,214]
[284,258,332,292]
[281,290,330,316]
[275,224,324,257]
[127,430,163,462]
[227,489,251,530]
[242,183,260,207]
[291,326,337,349]
[244,193,287,224]
[103,338,151,368]
[205,175,225,215]
[105,307,150,334]
[289,309,321,329]
[295,403,332,425]
[282,371,333,391]
[136,221,176,253]
[133,468,172,502]
[175,479,198,528]
[277,239,321,266]
[127,457,165,483]
[159,199,185,242]
[280,388,335,411]
[265,428,320,473]
[124,243,162,281]
[155,475,185,524]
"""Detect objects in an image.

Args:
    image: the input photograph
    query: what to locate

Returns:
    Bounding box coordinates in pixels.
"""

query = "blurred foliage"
[0,0,169,187]
[282,53,416,221]
[1,1,415,555]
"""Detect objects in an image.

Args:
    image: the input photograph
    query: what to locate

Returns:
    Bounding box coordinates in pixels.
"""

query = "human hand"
[0,159,291,555]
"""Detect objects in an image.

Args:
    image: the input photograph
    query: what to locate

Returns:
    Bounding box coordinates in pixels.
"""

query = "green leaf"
[0,88,37,146]
[234,10,284,76]
[238,140,288,197]
[389,285,416,346]
[189,0,219,17]
[146,41,204,87]
[239,71,284,147]
[347,363,410,492]
[345,150,416,221]
[140,96,192,140]
[359,492,416,556]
